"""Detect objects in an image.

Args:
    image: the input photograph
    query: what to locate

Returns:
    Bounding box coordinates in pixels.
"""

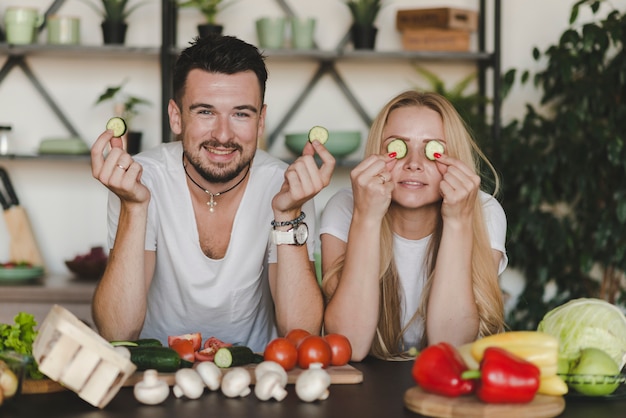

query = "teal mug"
[256,17,286,49]
[4,7,44,45]
[291,17,316,50]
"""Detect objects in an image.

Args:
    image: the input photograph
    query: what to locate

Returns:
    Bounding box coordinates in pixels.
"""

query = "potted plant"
[82,0,148,44]
[178,0,235,37]
[95,80,151,154]
[344,0,383,49]
[492,0,626,329]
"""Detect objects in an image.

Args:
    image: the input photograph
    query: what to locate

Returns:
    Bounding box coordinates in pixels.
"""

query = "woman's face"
[381,105,446,209]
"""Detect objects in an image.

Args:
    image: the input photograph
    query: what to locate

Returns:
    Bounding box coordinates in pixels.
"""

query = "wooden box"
[401,28,471,52]
[396,8,478,32]
[32,305,136,408]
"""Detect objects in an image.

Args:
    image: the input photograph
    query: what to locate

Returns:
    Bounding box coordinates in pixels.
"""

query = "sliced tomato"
[194,336,232,362]
[168,332,202,351]
[170,339,196,362]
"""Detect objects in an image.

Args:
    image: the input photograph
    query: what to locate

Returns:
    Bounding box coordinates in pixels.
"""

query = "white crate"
[32,305,136,408]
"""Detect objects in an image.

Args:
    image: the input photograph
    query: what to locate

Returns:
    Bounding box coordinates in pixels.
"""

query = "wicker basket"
[32,305,136,408]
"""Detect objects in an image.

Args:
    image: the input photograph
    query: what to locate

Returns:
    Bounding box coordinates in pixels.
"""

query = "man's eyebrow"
[188,103,259,113]
[234,104,259,113]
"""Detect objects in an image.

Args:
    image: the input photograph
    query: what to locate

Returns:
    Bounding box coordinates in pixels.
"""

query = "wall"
[0,0,617,280]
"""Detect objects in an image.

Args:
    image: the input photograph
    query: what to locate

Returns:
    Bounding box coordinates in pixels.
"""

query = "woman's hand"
[434,153,480,224]
[91,129,150,205]
[350,154,397,221]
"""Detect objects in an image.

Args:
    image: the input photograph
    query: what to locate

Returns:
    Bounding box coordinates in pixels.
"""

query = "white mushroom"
[254,371,288,401]
[220,367,251,398]
[113,346,131,359]
[133,369,170,405]
[295,362,331,402]
[173,368,205,400]
[254,361,288,386]
[0,360,19,398]
[195,361,222,391]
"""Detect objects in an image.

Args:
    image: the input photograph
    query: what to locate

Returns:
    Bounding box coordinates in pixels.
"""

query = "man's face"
[170,69,266,183]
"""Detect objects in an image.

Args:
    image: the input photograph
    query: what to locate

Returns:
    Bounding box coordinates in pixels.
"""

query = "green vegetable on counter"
[0,312,42,379]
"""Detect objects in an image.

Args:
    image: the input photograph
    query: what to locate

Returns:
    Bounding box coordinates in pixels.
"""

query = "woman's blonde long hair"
[322,91,505,359]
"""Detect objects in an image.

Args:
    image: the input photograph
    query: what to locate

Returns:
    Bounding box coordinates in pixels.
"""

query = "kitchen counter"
[0,274,96,327]
[2,358,625,418]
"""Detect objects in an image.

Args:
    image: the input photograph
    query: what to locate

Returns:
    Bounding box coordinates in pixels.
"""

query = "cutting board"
[404,387,565,418]
[23,363,363,394]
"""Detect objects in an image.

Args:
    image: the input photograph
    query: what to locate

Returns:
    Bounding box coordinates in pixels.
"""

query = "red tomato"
[324,333,352,366]
[169,339,196,362]
[168,332,202,351]
[196,336,232,362]
[297,335,332,369]
[264,337,298,371]
[285,328,311,348]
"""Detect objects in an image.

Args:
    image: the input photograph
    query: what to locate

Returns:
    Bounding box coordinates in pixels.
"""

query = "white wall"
[0,0,621,275]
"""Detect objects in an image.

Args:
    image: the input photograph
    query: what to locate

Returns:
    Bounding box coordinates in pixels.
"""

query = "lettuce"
[0,312,42,379]
[537,298,626,370]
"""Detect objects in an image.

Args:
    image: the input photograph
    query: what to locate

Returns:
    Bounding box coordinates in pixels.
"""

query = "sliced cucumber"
[106,116,127,138]
[387,139,407,159]
[308,126,329,144]
[214,346,254,368]
[425,140,445,161]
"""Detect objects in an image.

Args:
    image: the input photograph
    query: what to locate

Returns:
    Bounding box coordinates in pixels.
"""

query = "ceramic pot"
[101,21,127,45]
[197,23,223,37]
[351,23,377,50]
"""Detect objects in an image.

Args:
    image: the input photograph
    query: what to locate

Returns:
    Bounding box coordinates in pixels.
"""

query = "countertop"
[0,274,96,304]
[2,358,625,418]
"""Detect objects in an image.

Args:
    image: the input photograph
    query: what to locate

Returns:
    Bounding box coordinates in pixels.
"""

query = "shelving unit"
[1,0,502,158]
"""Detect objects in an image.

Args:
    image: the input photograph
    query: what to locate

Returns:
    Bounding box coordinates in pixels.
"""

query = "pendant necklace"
[183,161,250,213]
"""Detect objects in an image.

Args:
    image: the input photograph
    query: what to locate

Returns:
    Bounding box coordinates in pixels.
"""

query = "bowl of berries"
[65,246,108,280]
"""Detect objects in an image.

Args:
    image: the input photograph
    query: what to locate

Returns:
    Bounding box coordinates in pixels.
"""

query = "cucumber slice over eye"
[387,139,407,159]
[106,117,127,138]
[425,140,445,161]
[308,125,329,144]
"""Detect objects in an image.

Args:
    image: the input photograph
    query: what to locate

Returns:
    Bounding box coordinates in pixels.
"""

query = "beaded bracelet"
[271,211,306,228]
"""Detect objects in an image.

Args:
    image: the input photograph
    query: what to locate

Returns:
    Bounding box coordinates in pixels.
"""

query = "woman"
[320,91,507,361]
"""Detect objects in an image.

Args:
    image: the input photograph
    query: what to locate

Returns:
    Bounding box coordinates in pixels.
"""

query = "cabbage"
[537,298,626,370]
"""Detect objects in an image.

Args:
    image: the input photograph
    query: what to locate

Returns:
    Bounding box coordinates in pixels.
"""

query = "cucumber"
[425,140,445,161]
[111,338,163,348]
[214,346,254,368]
[129,346,181,372]
[308,126,329,145]
[106,116,127,138]
[387,139,407,159]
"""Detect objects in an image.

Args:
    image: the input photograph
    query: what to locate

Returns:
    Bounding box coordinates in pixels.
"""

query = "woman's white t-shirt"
[320,188,507,349]
[107,142,316,352]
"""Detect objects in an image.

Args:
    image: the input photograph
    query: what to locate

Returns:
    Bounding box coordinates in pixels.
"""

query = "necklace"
[183,161,250,213]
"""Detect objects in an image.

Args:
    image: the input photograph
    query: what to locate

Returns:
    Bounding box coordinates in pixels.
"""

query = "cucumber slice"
[425,140,445,161]
[387,139,407,159]
[308,126,329,144]
[214,346,254,368]
[106,116,127,138]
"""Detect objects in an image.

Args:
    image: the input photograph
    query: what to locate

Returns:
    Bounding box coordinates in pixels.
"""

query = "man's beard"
[183,141,253,184]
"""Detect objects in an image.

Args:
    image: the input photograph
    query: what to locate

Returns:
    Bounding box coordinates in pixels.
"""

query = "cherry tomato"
[324,333,352,366]
[285,328,311,348]
[297,335,332,369]
[264,337,298,371]
[169,339,196,362]
[168,332,202,351]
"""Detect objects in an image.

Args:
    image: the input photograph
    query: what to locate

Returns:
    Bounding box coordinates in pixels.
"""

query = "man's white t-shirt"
[319,188,507,350]
[107,142,316,352]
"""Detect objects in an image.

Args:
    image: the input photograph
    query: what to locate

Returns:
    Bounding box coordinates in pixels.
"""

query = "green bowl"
[285,131,361,159]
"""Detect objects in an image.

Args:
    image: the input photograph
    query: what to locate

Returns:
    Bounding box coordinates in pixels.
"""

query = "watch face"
[295,223,309,245]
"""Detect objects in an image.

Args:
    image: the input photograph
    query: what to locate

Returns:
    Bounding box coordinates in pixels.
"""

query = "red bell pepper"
[411,342,475,397]
[466,346,540,404]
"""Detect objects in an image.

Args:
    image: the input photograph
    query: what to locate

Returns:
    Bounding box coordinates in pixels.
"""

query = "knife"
[0,166,19,207]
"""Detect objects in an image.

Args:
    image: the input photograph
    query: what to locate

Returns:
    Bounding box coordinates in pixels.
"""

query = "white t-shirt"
[107,142,316,352]
[319,188,507,349]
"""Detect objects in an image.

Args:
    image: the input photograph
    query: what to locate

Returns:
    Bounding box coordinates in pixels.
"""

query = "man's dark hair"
[172,34,268,106]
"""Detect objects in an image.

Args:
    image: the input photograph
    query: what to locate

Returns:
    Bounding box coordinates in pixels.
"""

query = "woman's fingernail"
[434,153,442,159]
[388,152,397,158]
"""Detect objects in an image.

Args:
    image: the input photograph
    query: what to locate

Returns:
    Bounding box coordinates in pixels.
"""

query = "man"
[90,35,335,352]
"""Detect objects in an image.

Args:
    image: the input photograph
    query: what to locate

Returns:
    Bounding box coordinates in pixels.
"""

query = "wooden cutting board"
[23,363,363,394]
[404,386,565,418]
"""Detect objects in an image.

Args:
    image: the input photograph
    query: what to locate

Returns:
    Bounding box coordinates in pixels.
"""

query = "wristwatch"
[270,223,309,246]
